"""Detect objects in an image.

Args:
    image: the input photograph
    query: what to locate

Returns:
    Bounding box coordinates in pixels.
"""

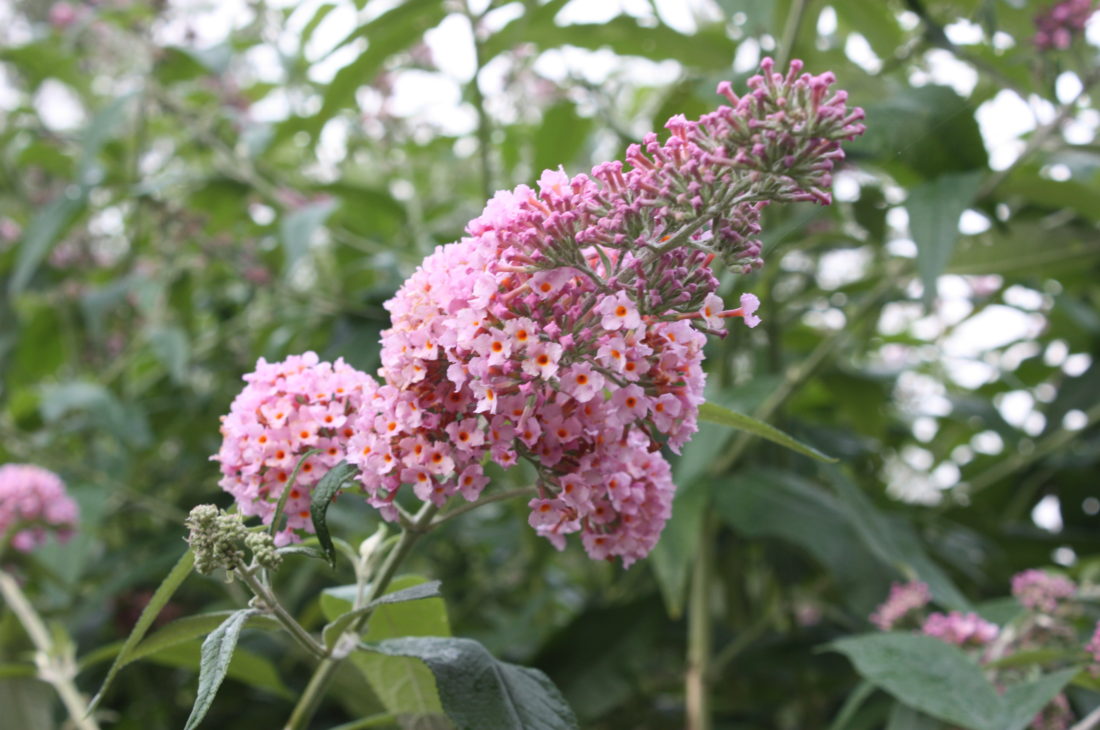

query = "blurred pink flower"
[870,581,931,630]
[922,611,999,646]
[0,464,79,552]
[1012,569,1076,613]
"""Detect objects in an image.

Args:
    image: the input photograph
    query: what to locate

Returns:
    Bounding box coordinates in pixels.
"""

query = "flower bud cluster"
[0,463,79,553]
[185,505,247,575]
[1034,0,1096,50]
[213,352,378,545]
[245,531,282,571]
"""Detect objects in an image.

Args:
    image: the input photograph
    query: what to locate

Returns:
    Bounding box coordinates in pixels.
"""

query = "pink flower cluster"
[921,611,999,646]
[344,59,862,565]
[869,580,931,630]
[212,60,863,565]
[1034,0,1096,49]
[0,464,79,552]
[213,352,379,545]
[1012,569,1076,613]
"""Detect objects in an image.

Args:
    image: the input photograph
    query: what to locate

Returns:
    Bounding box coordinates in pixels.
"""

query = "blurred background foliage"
[0,0,1098,727]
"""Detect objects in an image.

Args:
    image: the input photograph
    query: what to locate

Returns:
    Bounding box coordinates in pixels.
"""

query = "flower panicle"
[210,60,863,566]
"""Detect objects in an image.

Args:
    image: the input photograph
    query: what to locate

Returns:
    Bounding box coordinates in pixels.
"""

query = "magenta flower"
[870,581,931,630]
[921,611,999,647]
[1011,569,1076,613]
[213,352,379,545]
[346,59,863,565]
[0,464,79,552]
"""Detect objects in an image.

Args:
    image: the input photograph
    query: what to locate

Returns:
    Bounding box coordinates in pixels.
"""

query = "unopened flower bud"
[244,530,281,571]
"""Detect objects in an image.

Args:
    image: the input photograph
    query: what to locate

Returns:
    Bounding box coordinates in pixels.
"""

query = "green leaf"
[998,667,1079,730]
[315,1,447,131]
[533,102,593,176]
[130,612,280,666]
[322,580,443,651]
[8,194,85,299]
[830,633,1001,730]
[833,1,905,59]
[147,324,190,383]
[713,470,894,612]
[827,475,969,611]
[948,223,1100,276]
[907,171,983,306]
[152,47,209,84]
[326,575,451,721]
[183,608,257,730]
[300,2,337,47]
[1000,167,1100,222]
[827,680,878,730]
[697,401,838,462]
[885,702,941,730]
[311,460,358,568]
[135,639,290,699]
[38,381,152,449]
[9,92,135,298]
[280,199,337,277]
[366,637,578,730]
[483,10,734,70]
[853,86,987,180]
[270,448,321,539]
[89,549,194,711]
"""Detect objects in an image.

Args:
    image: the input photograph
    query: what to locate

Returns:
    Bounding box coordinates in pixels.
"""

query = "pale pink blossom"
[0,464,78,552]
[870,581,931,630]
[1012,569,1076,613]
[922,611,999,646]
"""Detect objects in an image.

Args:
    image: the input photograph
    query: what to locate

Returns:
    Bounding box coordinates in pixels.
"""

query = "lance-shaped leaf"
[698,401,837,462]
[183,608,258,730]
[269,448,320,539]
[310,460,358,568]
[89,549,194,710]
[322,580,443,651]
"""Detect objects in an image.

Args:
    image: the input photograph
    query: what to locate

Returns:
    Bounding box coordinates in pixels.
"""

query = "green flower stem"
[234,564,326,660]
[430,486,537,529]
[283,502,439,730]
[0,570,101,730]
[776,0,810,70]
[685,512,716,730]
[462,0,494,200]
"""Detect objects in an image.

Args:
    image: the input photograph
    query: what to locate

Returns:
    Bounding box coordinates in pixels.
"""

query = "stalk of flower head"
[347,58,865,565]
